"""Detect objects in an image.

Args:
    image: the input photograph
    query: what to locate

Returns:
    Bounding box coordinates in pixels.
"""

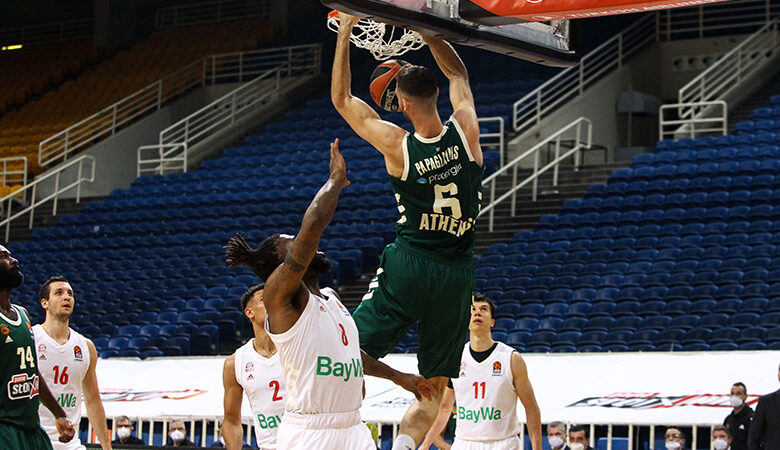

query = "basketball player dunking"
[332,12,484,450]
[33,276,112,450]
[420,295,542,450]
[225,140,433,450]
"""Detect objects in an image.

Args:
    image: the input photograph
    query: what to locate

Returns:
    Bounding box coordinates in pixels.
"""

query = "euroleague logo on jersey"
[0,325,9,335]
[492,361,502,376]
[74,345,83,361]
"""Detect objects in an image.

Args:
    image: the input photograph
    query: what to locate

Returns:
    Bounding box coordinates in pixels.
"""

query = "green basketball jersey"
[0,305,41,429]
[390,117,484,260]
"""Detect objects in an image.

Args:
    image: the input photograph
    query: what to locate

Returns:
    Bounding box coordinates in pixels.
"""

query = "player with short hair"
[222,283,286,450]
[420,294,542,450]
[332,12,484,449]
[225,140,432,450]
[0,245,75,450]
[33,276,112,450]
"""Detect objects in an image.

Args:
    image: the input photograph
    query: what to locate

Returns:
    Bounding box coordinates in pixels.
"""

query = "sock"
[391,434,415,450]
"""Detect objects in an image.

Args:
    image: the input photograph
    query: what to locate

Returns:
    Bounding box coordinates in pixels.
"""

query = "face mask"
[729,395,743,408]
[116,427,131,439]
[665,442,681,450]
[170,430,185,442]
[713,438,729,450]
[548,436,564,448]
[570,443,585,450]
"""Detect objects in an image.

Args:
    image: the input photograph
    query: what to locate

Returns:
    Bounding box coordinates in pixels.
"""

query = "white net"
[328,12,426,60]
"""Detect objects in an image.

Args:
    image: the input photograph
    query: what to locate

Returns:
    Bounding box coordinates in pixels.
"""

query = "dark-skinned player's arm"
[512,352,542,450]
[39,370,75,442]
[221,355,246,450]
[331,12,407,173]
[265,139,350,334]
[361,350,434,402]
[17,306,75,443]
[421,35,483,167]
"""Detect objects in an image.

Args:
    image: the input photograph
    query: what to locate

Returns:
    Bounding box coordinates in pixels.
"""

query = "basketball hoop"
[327,10,426,60]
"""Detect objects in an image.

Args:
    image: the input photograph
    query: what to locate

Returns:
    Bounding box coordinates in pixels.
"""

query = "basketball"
[369,59,410,112]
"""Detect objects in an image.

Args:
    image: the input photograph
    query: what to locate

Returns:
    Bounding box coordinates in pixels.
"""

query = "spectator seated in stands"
[166,419,196,447]
[112,415,144,446]
[547,421,569,450]
[711,425,732,450]
[568,425,594,450]
[664,426,687,450]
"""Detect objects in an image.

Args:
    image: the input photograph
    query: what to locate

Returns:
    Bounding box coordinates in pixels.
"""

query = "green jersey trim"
[0,305,22,326]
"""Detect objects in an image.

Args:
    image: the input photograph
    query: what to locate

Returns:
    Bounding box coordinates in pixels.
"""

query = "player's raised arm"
[421,35,482,166]
[267,139,349,315]
[419,386,455,450]
[222,355,246,450]
[512,352,542,450]
[331,12,406,167]
[82,340,112,450]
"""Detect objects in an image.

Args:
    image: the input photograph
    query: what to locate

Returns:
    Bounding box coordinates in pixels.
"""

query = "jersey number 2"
[269,380,283,402]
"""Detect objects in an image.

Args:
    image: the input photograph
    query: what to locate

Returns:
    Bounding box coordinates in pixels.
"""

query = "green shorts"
[0,421,53,450]
[353,239,474,379]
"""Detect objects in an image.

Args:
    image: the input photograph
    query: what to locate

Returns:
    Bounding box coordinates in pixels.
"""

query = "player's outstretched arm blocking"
[512,352,542,450]
[418,386,455,450]
[222,355,246,450]
[331,12,406,174]
[82,340,112,450]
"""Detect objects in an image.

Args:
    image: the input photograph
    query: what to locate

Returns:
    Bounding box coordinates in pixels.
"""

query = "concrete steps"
[4,197,102,243]
[729,71,780,128]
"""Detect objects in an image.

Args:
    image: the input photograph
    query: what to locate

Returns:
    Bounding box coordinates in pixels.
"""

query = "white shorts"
[52,438,86,450]
[452,435,521,450]
[276,410,375,450]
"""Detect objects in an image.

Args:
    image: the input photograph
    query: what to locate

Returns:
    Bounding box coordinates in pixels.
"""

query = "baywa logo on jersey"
[492,361,502,376]
[74,345,83,361]
[7,373,39,400]
[245,362,254,373]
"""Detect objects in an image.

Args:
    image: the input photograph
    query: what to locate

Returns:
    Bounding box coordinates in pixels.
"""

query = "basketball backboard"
[322,0,579,66]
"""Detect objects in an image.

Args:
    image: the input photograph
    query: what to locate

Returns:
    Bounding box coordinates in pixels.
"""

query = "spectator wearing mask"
[112,416,144,446]
[712,426,732,450]
[724,382,753,450]
[664,427,687,450]
[568,425,594,450]
[547,421,569,450]
[748,362,780,450]
[166,420,196,447]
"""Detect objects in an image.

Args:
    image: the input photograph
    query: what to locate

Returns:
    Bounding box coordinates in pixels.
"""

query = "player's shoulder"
[12,304,31,321]
[224,352,237,369]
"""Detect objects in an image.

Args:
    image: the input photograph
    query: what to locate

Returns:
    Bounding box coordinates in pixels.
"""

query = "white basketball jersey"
[266,288,363,414]
[451,341,521,441]
[33,325,90,449]
[234,339,286,449]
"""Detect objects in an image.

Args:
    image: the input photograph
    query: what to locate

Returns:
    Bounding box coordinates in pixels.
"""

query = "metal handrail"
[155,0,270,28]
[659,101,728,140]
[477,117,505,166]
[137,144,188,177]
[141,45,321,174]
[657,0,778,40]
[38,43,321,168]
[678,17,780,116]
[0,157,28,203]
[0,155,95,241]
[480,117,592,232]
[0,18,93,46]
[512,15,655,134]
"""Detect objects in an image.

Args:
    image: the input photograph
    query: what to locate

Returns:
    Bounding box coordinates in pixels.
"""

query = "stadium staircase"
[729,71,780,129]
